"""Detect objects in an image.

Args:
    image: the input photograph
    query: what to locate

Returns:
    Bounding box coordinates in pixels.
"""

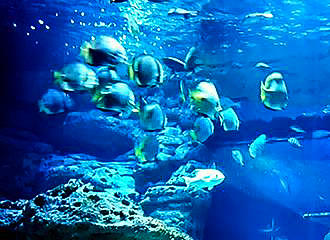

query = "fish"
[189,81,222,119]
[138,100,167,132]
[255,62,271,69]
[190,116,214,143]
[92,82,136,117]
[128,54,164,88]
[260,72,288,111]
[245,11,274,20]
[288,137,302,148]
[54,63,98,92]
[110,0,128,2]
[168,8,198,19]
[290,125,305,133]
[219,108,240,131]
[312,130,330,139]
[134,135,159,162]
[324,232,330,240]
[80,36,128,67]
[182,168,225,191]
[38,89,74,115]
[249,134,267,159]
[232,149,244,166]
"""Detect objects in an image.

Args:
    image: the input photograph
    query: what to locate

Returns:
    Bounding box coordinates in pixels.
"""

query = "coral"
[0,179,193,240]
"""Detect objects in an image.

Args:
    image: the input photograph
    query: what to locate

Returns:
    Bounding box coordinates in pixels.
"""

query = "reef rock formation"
[62,110,141,158]
[0,179,193,240]
[140,161,212,240]
[40,153,137,197]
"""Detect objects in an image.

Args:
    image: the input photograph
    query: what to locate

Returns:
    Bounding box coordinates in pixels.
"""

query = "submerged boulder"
[140,161,212,240]
[0,179,193,240]
[62,110,141,158]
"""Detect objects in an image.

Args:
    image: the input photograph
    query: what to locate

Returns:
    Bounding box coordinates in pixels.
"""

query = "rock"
[0,179,193,240]
[140,160,212,240]
[62,110,141,158]
[40,154,137,197]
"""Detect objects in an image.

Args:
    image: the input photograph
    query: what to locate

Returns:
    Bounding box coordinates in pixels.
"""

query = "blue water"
[0,0,330,239]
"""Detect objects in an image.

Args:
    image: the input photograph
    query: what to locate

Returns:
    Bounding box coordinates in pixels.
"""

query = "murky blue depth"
[0,0,329,240]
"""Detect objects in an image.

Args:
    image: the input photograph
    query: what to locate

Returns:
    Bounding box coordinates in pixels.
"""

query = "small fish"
[190,116,214,143]
[182,168,225,191]
[110,0,128,2]
[54,63,98,92]
[288,137,302,148]
[139,100,167,132]
[232,149,244,166]
[249,134,267,159]
[168,8,198,19]
[189,81,222,119]
[324,232,330,240]
[38,89,74,115]
[245,11,274,19]
[92,82,136,117]
[134,135,159,162]
[312,130,330,139]
[290,125,305,133]
[80,36,128,67]
[219,108,240,131]
[260,72,288,111]
[255,62,271,69]
[129,54,164,88]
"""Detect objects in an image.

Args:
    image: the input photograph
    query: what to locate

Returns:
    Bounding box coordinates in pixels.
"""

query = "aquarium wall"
[0,0,329,240]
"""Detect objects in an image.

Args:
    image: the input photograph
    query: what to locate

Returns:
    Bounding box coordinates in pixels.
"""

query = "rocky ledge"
[0,179,193,240]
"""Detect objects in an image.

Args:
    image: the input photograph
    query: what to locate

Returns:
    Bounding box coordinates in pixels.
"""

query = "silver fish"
[232,149,244,166]
[288,137,302,148]
[249,134,267,159]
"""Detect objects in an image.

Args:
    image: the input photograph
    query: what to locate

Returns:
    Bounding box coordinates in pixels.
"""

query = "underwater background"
[0,0,330,239]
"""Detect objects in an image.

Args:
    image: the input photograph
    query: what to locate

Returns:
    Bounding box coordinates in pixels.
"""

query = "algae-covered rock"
[0,179,193,240]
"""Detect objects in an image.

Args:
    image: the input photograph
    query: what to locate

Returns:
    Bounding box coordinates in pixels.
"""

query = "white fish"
[232,149,244,166]
[255,62,271,69]
[249,134,267,159]
[290,125,305,133]
[182,169,225,191]
[245,11,274,19]
[288,137,302,148]
[219,108,240,131]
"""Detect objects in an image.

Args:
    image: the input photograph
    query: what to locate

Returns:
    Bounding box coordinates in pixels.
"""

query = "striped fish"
[288,137,302,148]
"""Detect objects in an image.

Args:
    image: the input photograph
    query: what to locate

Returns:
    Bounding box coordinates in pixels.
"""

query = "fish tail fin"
[91,88,103,103]
[53,71,64,85]
[189,130,198,141]
[134,145,146,162]
[179,79,186,102]
[260,81,266,102]
[80,41,93,64]
[128,64,135,81]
